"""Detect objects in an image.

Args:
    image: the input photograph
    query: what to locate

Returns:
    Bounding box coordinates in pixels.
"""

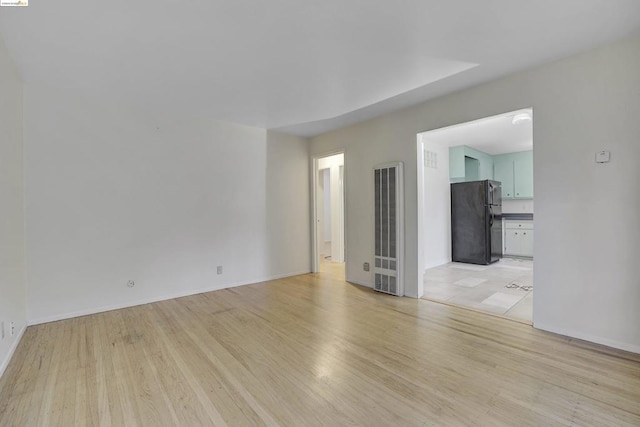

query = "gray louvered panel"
[373,163,403,296]
[374,169,381,257]
[389,167,396,259]
[381,168,388,258]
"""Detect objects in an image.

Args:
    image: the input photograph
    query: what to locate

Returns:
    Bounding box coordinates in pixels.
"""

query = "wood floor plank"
[1,264,639,426]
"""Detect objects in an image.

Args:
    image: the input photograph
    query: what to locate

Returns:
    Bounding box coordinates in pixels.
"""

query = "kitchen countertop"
[502,213,534,221]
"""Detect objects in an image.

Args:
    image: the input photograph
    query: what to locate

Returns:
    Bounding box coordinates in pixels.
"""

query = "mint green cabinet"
[494,159,515,198]
[449,146,466,180]
[448,146,533,198]
[493,151,533,199]
[514,157,533,198]
[449,145,494,182]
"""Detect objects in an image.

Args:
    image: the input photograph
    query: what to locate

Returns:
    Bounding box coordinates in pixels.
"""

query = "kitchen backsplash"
[502,199,534,214]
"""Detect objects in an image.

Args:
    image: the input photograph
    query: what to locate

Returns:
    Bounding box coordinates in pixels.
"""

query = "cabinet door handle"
[523,232,527,235]
[514,232,518,235]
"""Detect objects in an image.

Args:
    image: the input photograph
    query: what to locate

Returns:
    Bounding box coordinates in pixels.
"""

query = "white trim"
[416,137,425,298]
[28,271,310,326]
[534,321,640,355]
[423,258,451,271]
[0,323,27,379]
[310,156,319,273]
[347,279,373,289]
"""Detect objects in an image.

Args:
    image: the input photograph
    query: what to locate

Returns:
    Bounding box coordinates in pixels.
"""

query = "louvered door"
[374,162,403,296]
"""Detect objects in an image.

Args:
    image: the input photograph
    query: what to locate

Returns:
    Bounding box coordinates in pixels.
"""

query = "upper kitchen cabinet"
[514,157,533,198]
[494,160,515,198]
[493,150,533,199]
[448,146,533,199]
[449,145,494,183]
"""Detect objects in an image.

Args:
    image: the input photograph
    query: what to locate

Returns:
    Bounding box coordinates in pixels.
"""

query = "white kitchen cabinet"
[504,221,533,258]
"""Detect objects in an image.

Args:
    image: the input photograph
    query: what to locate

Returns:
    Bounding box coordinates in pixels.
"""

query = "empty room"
[1,1,640,425]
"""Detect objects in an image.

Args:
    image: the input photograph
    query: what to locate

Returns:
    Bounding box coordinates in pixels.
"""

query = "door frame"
[417,107,535,321]
[311,150,346,274]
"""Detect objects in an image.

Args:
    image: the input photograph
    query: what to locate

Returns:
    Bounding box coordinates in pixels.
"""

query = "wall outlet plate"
[595,150,610,163]
[363,262,370,272]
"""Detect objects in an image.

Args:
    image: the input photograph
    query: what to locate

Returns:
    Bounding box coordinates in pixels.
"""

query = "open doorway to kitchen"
[417,109,534,323]
[312,152,345,279]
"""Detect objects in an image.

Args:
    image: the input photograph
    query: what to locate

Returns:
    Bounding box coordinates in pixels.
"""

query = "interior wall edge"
[533,321,640,355]
[0,324,27,380]
[346,279,373,289]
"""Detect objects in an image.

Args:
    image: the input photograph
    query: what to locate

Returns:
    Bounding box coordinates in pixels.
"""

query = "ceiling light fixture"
[512,112,532,125]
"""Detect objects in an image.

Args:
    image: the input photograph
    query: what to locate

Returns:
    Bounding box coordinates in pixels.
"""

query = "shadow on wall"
[265,131,311,277]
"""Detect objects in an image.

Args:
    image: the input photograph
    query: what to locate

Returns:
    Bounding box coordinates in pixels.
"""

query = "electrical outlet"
[10,321,15,337]
[216,266,223,275]
[127,280,135,288]
[363,262,370,272]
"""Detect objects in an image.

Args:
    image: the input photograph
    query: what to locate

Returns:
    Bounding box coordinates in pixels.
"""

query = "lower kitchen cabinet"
[503,221,533,257]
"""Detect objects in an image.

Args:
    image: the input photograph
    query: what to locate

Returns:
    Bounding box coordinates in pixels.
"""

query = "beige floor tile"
[480,292,522,310]
[423,257,533,322]
[505,292,534,321]
[454,277,487,287]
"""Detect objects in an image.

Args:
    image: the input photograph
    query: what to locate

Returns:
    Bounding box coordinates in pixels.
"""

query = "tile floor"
[422,257,533,323]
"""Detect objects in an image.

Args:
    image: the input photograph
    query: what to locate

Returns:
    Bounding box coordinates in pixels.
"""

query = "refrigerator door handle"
[489,183,494,205]
[489,205,494,226]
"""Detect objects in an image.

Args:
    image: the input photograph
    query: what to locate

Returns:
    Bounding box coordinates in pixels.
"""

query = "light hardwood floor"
[1,267,640,426]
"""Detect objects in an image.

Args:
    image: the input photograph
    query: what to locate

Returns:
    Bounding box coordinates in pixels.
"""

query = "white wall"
[310,33,640,353]
[420,137,451,270]
[24,85,310,323]
[0,36,26,376]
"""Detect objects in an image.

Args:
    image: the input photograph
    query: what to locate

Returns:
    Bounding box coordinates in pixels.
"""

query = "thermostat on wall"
[595,150,610,163]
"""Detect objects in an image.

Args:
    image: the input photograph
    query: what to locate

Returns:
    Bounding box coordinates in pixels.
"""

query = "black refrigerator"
[451,180,502,265]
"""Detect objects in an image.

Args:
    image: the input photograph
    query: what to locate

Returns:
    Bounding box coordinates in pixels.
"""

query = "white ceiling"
[1,1,639,137]
[421,109,533,155]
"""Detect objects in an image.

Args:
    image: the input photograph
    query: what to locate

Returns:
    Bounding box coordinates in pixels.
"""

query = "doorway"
[417,108,534,323]
[312,152,345,277]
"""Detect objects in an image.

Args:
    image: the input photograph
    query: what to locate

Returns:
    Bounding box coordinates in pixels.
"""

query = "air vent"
[374,162,404,296]
[424,150,438,169]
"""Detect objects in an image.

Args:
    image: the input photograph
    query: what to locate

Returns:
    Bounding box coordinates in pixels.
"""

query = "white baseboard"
[349,279,418,298]
[28,270,311,326]
[424,258,451,271]
[534,321,640,354]
[347,279,373,289]
[0,324,27,379]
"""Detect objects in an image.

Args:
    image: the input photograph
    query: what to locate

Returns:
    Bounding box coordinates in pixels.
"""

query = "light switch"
[595,150,610,163]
